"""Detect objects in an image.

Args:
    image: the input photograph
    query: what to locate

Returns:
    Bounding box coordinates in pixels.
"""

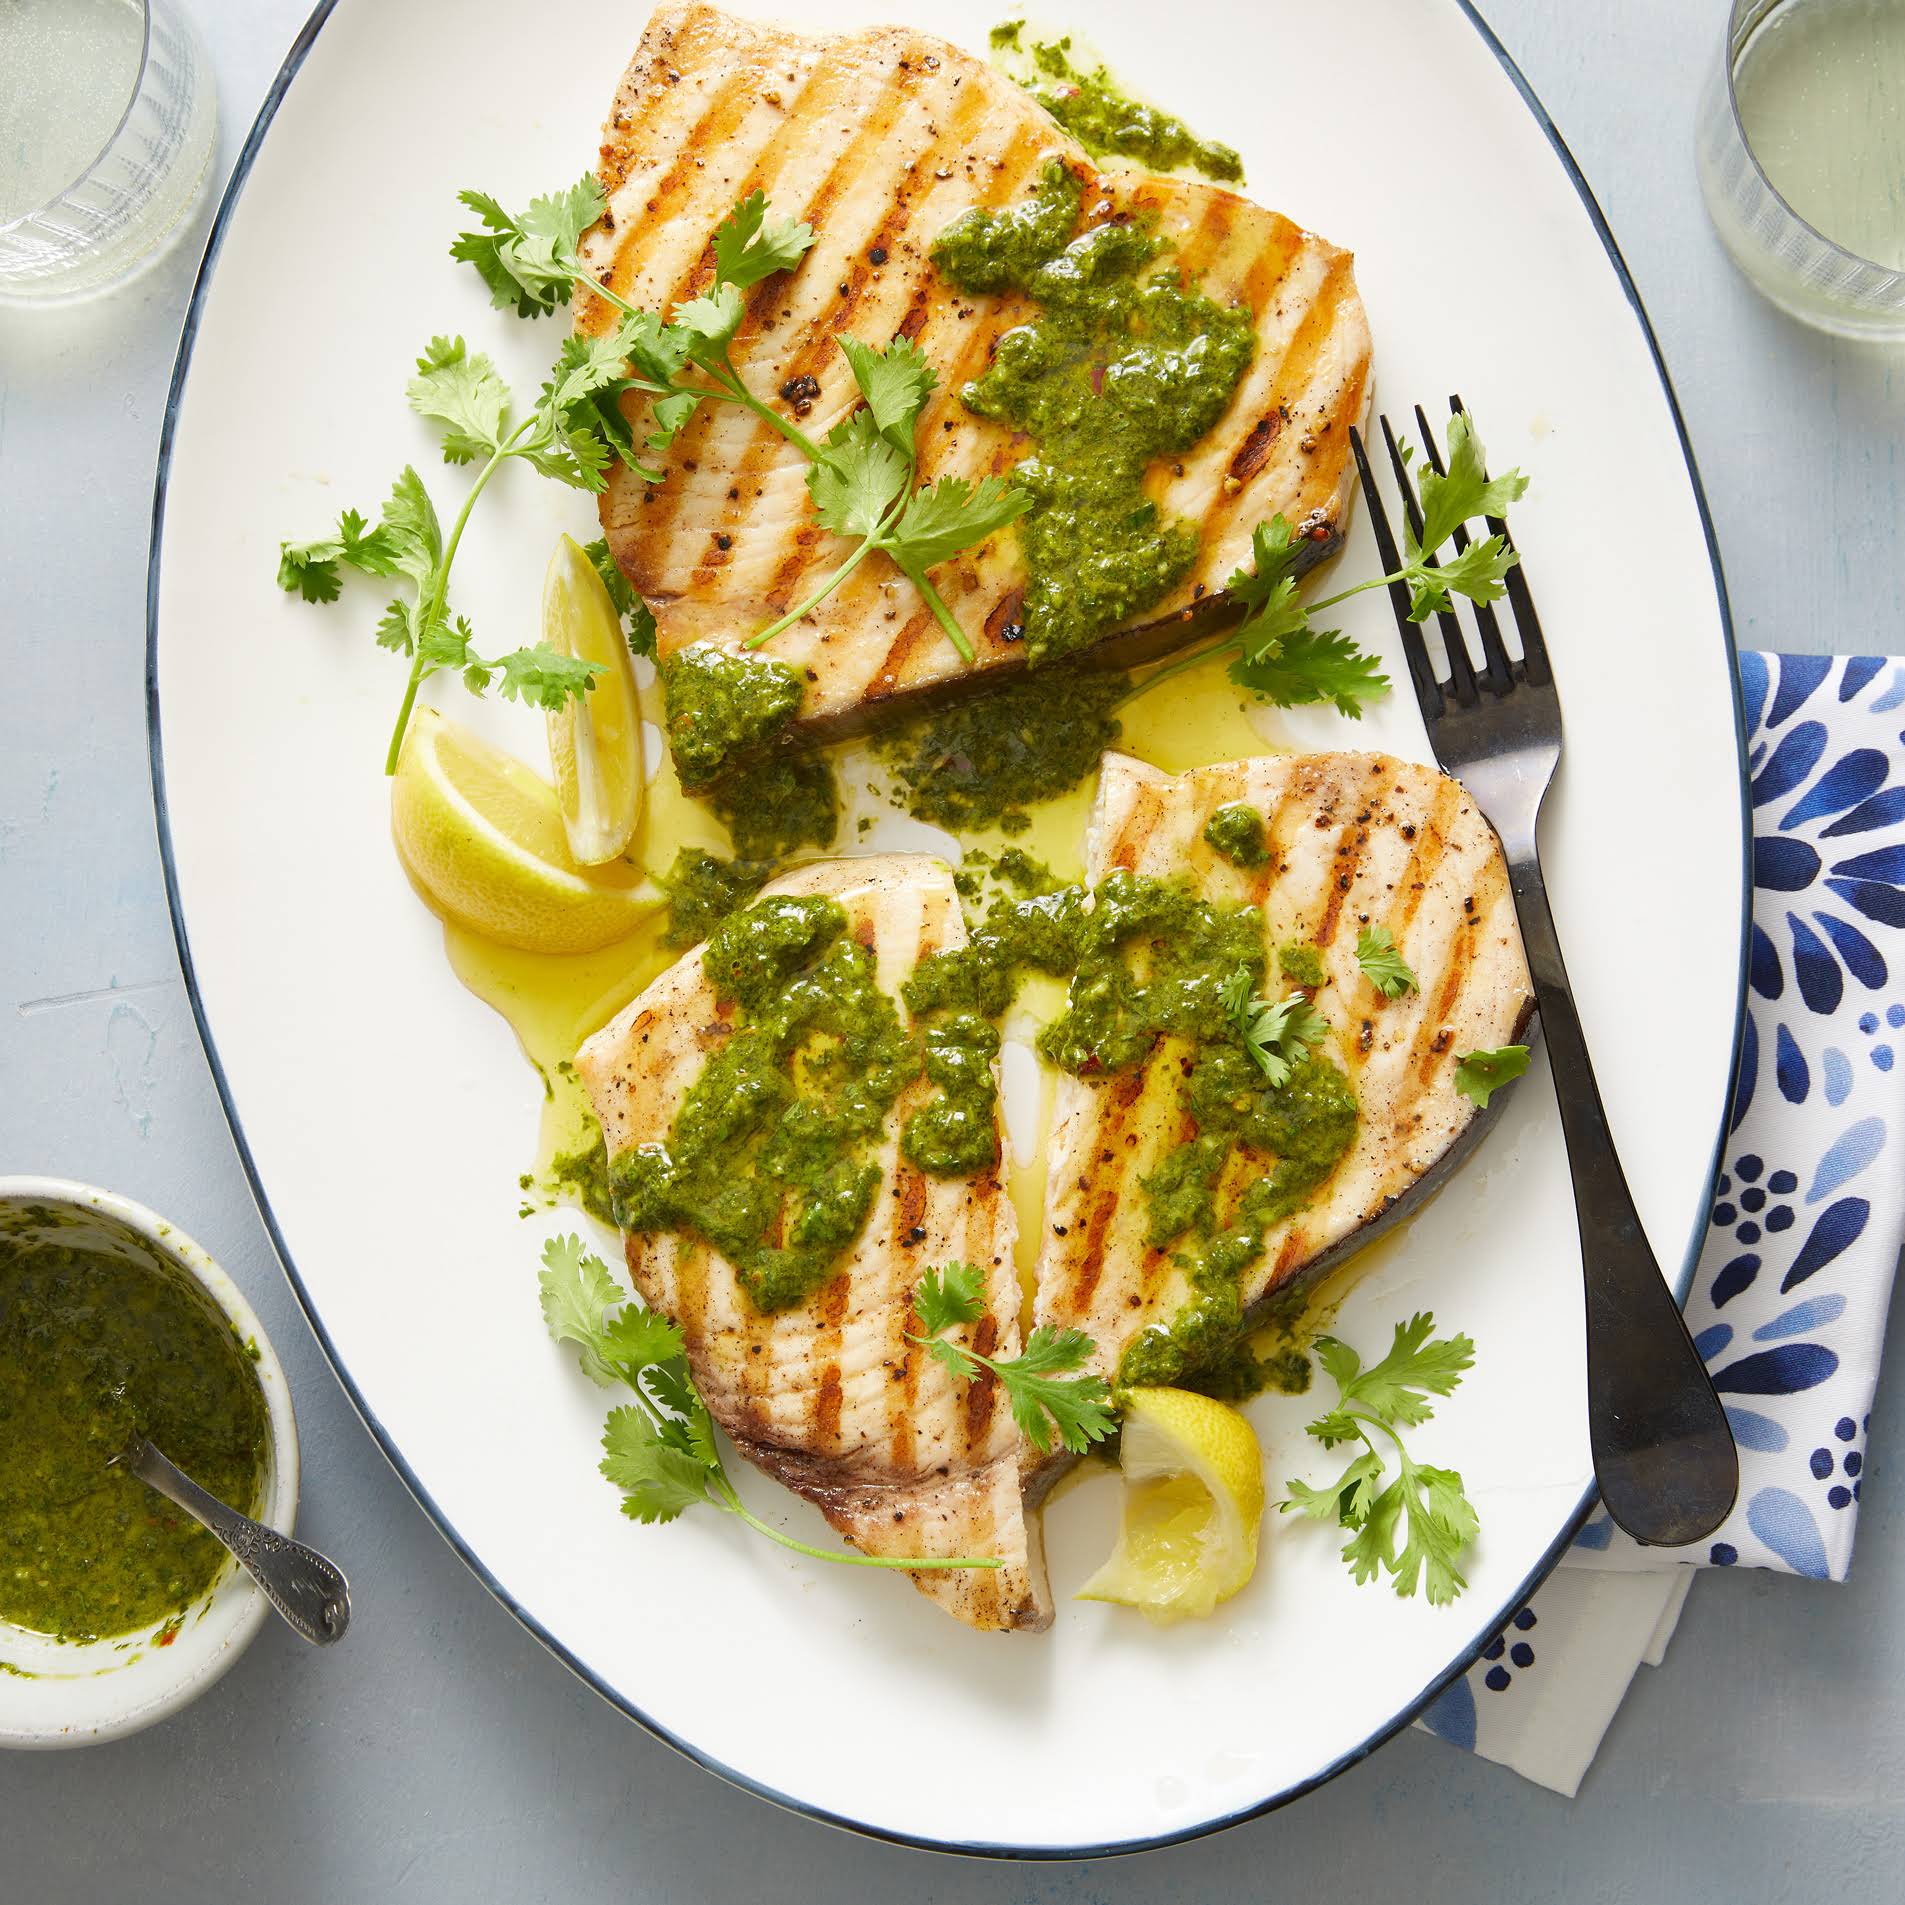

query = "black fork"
[1351,399,1737,1548]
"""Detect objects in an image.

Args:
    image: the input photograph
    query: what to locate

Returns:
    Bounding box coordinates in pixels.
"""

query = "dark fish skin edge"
[705,523,1347,758]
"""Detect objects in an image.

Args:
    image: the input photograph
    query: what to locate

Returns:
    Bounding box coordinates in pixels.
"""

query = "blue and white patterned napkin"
[1416,654,1905,1794]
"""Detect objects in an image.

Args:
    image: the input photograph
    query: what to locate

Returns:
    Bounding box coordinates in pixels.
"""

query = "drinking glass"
[0,0,217,302]
[1697,0,1905,339]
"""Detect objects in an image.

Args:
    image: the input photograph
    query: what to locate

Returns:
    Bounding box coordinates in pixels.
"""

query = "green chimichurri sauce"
[1202,802,1268,867]
[705,748,838,863]
[547,1126,618,1228]
[931,161,1257,669]
[901,1012,1003,1177]
[872,664,1127,833]
[659,849,771,949]
[1279,943,1327,990]
[611,896,924,1312]
[909,870,1359,1396]
[660,644,805,790]
[992,22,1245,183]
[0,1235,269,1642]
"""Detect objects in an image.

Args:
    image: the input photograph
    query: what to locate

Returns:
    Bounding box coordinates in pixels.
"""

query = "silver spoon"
[116,1435,351,1646]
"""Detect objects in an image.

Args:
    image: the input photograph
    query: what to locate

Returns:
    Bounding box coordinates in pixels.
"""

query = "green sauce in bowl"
[0,1234,269,1643]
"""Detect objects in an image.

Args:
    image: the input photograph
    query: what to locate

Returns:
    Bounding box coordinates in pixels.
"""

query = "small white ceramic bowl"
[0,1177,300,1749]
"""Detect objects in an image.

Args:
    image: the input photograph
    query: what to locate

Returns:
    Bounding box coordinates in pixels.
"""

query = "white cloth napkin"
[1415,653,1905,1793]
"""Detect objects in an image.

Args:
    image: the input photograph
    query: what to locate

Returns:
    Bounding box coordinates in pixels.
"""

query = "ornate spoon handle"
[122,1436,352,1645]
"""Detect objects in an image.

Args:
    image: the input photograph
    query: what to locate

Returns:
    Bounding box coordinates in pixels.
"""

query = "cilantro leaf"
[1453,1044,1530,1108]
[491,643,603,711]
[1229,623,1391,718]
[379,466,443,588]
[1221,965,1330,1087]
[674,281,747,362]
[1283,1311,1479,1602]
[406,335,512,464]
[1407,531,1519,621]
[373,598,412,654]
[599,1306,687,1380]
[600,1405,715,1523]
[1390,1455,1479,1605]
[913,1261,986,1335]
[1224,514,1311,613]
[907,1271,1115,1455]
[583,537,657,659]
[277,540,344,603]
[837,334,937,453]
[1355,924,1418,999]
[1409,411,1529,565]
[538,1233,630,1388]
[1318,1314,1474,1431]
[808,409,909,540]
[1283,1446,1386,1524]
[996,1325,1116,1455]
[451,176,605,318]
[888,473,1030,570]
[277,505,407,603]
[711,189,816,289]
[1341,1476,1405,1586]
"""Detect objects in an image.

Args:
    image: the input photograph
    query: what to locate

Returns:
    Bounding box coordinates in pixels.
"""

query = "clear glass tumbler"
[0,0,217,302]
[1697,0,1905,339]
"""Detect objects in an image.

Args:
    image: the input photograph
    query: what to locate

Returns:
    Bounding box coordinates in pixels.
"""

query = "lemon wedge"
[543,533,645,866]
[391,706,660,954]
[1077,1387,1266,1623]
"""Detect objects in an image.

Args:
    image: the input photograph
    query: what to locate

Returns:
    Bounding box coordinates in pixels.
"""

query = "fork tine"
[1380,413,1478,708]
[1348,425,1442,726]
[1450,394,1554,689]
[1420,401,1513,696]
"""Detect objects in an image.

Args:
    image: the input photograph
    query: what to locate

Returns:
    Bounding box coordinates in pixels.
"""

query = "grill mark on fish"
[600,69,762,305]
[1135,1086,1201,1313]
[1389,776,1462,941]
[676,61,885,581]
[811,1267,852,1445]
[1236,216,1309,315]
[1228,407,1285,484]
[1254,249,1355,472]
[1313,811,1374,949]
[961,1310,1000,1455]
[1063,1067,1148,1315]
[742,85,1021,617]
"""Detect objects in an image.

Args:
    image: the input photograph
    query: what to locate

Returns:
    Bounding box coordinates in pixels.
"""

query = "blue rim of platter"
[146,0,1751,1860]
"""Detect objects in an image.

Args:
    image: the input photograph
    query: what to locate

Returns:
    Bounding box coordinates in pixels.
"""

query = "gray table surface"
[6,1,1905,1898]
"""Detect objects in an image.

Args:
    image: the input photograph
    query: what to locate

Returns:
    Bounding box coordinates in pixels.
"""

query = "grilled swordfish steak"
[574,855,1050,1631]
[579,3,1372,735]
[1027,753,1534,1492]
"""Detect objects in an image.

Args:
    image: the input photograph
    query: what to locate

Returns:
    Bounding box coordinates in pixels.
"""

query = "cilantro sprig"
[540,1236,1000,1571]
[908,1264,1116,1456]
[278,334,636,772]
[453,177,1024,662]
[1126,411,1529,718]
[1355,925,1418,999]
[1453,1044,1530,1108]
[1220,964,1330,1087]
[745,349,1029,661]
[1281,1313,1479,1604]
